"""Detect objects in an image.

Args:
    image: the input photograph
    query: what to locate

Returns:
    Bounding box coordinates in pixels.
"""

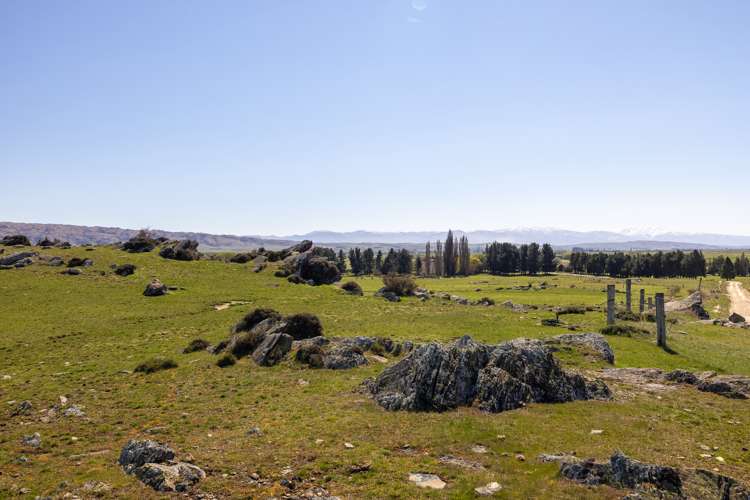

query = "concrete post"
[656,292,667,349]
[639,289,645,314]
[626,279,632,312]
[607,284,616,326]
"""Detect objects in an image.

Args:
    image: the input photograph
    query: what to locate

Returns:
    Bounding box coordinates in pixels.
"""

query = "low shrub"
[341,281,363,295]
[122,230,158,253]
[600,324,650,337]
[556,306,586,315]
[183,338,210,354]
[382,274,417,296]
[1,235,31,246]
[134,357,177,374]
[233,308,281,333]
[67,257,86,267]
[216,353,236,368]
[229,330,267,358]
[159,239,200,261]
[295,344,325,368]
[114,263,136,276]
[284,313,323,340]
[615,310,641,322]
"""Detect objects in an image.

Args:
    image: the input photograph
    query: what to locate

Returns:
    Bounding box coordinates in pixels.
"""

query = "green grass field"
[1,245,749,498]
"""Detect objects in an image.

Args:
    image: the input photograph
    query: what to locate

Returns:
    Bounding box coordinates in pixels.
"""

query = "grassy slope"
[1,245,749,498]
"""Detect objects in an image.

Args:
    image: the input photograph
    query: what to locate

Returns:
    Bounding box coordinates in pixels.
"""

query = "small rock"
[408,473,445,489]
[475,481,502,496]
[716,456,725,463]
[590,429,604,435]
[348,462,372,473]
[471,445,488,454]
[59,395,68,406]
[63,405,85,417]
[22,433,41,448]
[515,453,526,461]
[344,442,355,449]
[246,426,262,437]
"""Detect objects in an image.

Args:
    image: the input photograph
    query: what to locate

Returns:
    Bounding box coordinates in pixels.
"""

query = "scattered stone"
[63,405,86,418]
[118,440,204,492]
[143,279,168,297]
[665,291,709,319]
[21,432,41,448]
[381,291,400,302]
[0,251,36,266]
[544,333,615,364]
[348,462,372,474]
[81,481,112,495]
[590,429,603,435]
[11,400,32,417]
[61,268,81,276]
[516,453,526,462]
[344,442,355,449]
[246,426,262,437]
[408,473,445,490]
[474,482,502,496]
[471,445,488,454]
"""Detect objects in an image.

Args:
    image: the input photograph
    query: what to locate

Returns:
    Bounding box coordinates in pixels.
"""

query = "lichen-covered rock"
[367,336,609,413]
[558,451,750,499]
[118,440,175,471]
[324,345,368,370]
[251,333,293,366]
[0,251,36,266]
[133,462,206,492]
[114,264,136,276]
[159,239,200,261]
[544,333,615,364]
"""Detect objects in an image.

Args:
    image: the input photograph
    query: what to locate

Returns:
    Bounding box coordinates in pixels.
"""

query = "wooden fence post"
[639,289,645,314]
[656,293,667,349]
[626,279,632,312]
[607,284,616,326]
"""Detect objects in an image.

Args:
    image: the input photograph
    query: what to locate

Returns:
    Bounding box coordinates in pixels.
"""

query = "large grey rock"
[0,251,36,266]
[251,333,293,366]
[559,451,750,499]
[665,291,709,319]
[323,345,368,370]
[118,440,175,471]
[729,312,746,324]
[133,462,205,492]
[159,240,200,261]
[544,333,615,364]
[367,336,609,413]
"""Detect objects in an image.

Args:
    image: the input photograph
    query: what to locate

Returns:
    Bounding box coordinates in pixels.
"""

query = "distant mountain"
[2,222,749,251]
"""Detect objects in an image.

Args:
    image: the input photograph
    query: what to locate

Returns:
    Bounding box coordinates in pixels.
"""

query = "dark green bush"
[295,344,325,368]
[382,274,417,296]
[134,357,177,374]
[341,281,363,295]
[183,338,210,354]
[229,330,267,358]
[283,313,323,340]
[233,308,281,333]
[216,353,236,368]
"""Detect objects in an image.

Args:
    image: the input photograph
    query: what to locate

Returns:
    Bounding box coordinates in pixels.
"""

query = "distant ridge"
[2,222,749,251]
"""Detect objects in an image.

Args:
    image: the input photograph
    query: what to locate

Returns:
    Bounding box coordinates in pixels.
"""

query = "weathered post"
[655,292,667,349]
[626,279,632,312]
[607,284,616,326]
[639,289,645,314]
[648,296,653,310]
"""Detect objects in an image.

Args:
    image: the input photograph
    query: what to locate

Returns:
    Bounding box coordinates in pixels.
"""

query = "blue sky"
[2,1,749,236]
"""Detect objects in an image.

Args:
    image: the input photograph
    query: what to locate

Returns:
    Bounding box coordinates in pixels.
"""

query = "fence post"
[607,284,616,326]
[656,292,667,349]
[639,289,645,314]
[648,296,653,310]
[626,279,632,312]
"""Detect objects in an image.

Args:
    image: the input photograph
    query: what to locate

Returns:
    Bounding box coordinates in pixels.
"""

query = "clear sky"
[2,1,749,236]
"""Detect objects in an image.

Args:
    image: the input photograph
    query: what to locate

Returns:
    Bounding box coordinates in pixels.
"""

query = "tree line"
[483,242,556,275]
[707,253,749,280]
[567,250,707,278]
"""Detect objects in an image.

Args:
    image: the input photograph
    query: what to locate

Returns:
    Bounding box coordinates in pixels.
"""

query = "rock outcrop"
[159,239,200,261]
[118,440,205,492]
[366,336,609,412]
[143,279,168,297]
[251,333,293,366]
[602,367,750,400]
[543,333,615,364]
[557,451,750,499]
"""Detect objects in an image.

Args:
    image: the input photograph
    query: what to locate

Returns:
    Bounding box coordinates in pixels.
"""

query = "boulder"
[143,279,168,297]
[122,232,159,253]
[159,240,200,261]
[729,312,746,324]
[133,462,206,492]
[251,333,293,366]
[61,268,81,276]
[47,256,64,266]
[114,264,136,276]
[297,255,341,285]
[559,451,750,498]
[67,257,86,267]
[665,291,709,319]
[544,333,615,364]
[324,345,368,370]
[0,251,36,266]
[118,440,175,471]
[382,291,400,302]
[367,336,609,413]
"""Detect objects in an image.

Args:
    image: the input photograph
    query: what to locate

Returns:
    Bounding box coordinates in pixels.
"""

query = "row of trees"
[342,247,414,275]
[422,230,473,276]
[708,254,750,280]
[568,250,707,278]
[484,242,556,275]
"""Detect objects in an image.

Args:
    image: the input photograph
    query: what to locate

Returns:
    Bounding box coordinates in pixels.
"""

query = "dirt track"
[727,281,750,318]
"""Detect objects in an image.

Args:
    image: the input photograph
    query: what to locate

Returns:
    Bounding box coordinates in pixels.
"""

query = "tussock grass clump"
[556,306,586,315]
[295,344,325,368]
[233,308,281,333]
[230,331,266,358]
[600,324,650,337]
[284,313,323,340]
[341,281,363,296]
[183,338,210,354]
[216,353,236,368]
[382,274,417,297]
[615,310,641,322]
[134,357,177,374]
